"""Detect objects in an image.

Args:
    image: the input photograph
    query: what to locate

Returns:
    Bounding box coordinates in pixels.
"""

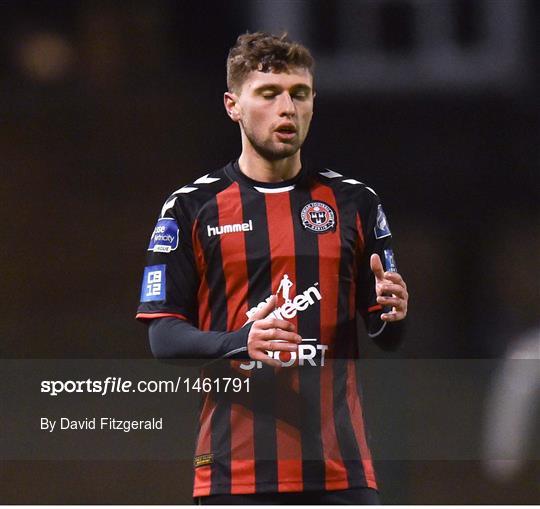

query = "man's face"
[228,68,315,161]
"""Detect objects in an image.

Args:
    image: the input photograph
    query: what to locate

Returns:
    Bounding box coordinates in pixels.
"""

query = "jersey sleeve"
[356,189,398,337]
[136,194,199,324]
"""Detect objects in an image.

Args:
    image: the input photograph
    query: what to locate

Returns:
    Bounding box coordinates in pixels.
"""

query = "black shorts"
[197,487,381,505]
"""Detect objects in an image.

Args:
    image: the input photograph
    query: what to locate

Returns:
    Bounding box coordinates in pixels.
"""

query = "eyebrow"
[254,83,312,94]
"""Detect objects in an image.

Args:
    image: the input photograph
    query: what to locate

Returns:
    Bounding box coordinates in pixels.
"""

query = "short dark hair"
[226,31,314,93]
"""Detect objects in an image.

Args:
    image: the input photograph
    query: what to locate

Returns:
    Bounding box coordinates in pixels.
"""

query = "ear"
[224,92,240,122]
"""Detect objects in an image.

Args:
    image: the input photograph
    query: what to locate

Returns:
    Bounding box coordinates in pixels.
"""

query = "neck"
[237,143,301,183]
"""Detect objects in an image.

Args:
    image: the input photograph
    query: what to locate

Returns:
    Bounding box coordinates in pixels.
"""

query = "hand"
[246,295,302,367]
[370,253,408,322]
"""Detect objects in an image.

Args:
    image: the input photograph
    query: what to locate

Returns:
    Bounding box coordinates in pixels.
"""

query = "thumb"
[247,295,276,323]
[370,253,385,281]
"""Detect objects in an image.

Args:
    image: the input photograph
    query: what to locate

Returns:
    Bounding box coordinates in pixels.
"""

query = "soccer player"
[136,32,408,505]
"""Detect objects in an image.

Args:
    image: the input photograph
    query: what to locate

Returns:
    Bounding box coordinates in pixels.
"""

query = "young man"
[136,32,408,505]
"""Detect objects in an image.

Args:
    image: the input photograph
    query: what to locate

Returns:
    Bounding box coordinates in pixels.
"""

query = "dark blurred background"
[1,0,538,504]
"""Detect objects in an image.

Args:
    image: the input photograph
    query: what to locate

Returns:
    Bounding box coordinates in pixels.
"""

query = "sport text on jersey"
[240,338,328,370]
[207,220,253,237]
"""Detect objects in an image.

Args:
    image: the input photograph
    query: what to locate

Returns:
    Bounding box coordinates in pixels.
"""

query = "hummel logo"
[207,220,253,237]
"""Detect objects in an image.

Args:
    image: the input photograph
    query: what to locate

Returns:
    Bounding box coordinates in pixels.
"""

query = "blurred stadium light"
[15,31,75,82]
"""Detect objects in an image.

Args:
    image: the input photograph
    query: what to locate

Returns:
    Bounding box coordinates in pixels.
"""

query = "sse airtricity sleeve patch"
[148,218,179,253]
[374,204,392,239]
[140,265,166,302]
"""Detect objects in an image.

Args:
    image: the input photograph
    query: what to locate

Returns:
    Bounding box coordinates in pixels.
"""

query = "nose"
[278,92,295,117]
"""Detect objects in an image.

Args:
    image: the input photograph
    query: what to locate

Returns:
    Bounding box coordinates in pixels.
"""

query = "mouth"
[274,124,297,141]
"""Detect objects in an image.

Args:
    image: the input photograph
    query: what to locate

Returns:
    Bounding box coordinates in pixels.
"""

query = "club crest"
[300,201,336,233]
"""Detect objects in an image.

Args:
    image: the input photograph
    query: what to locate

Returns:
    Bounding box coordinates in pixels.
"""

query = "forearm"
[148,317,252,359]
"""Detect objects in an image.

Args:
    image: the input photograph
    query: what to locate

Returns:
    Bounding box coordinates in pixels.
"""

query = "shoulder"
[159,164,235,220]
[311,167,381,204]
[310,168,394,238]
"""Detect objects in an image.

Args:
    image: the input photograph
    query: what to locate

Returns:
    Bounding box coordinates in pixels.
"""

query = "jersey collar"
[226,160,306,193]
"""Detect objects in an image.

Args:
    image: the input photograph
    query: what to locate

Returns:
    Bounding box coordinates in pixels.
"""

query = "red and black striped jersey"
[136,161,397,496]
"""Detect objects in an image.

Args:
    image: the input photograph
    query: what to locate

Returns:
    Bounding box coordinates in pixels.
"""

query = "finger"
[258,318,296,332]
[261,329,302,343]
[250,350,281,368]
[381,310,405,322]
[248,295,276,322]
[378,283,407,297]
[262,340,299,352]
[383,271,406,287]
[376,295,403,308]
[370,254,385,281]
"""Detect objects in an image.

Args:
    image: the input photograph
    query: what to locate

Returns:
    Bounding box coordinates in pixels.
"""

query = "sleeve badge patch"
[384,249,398,272]
[140,265,166,302]
[148,218,179,253]
[374,204,392,239]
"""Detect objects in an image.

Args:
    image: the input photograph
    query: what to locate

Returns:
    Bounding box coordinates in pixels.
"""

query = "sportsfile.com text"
[40,377,249,396]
